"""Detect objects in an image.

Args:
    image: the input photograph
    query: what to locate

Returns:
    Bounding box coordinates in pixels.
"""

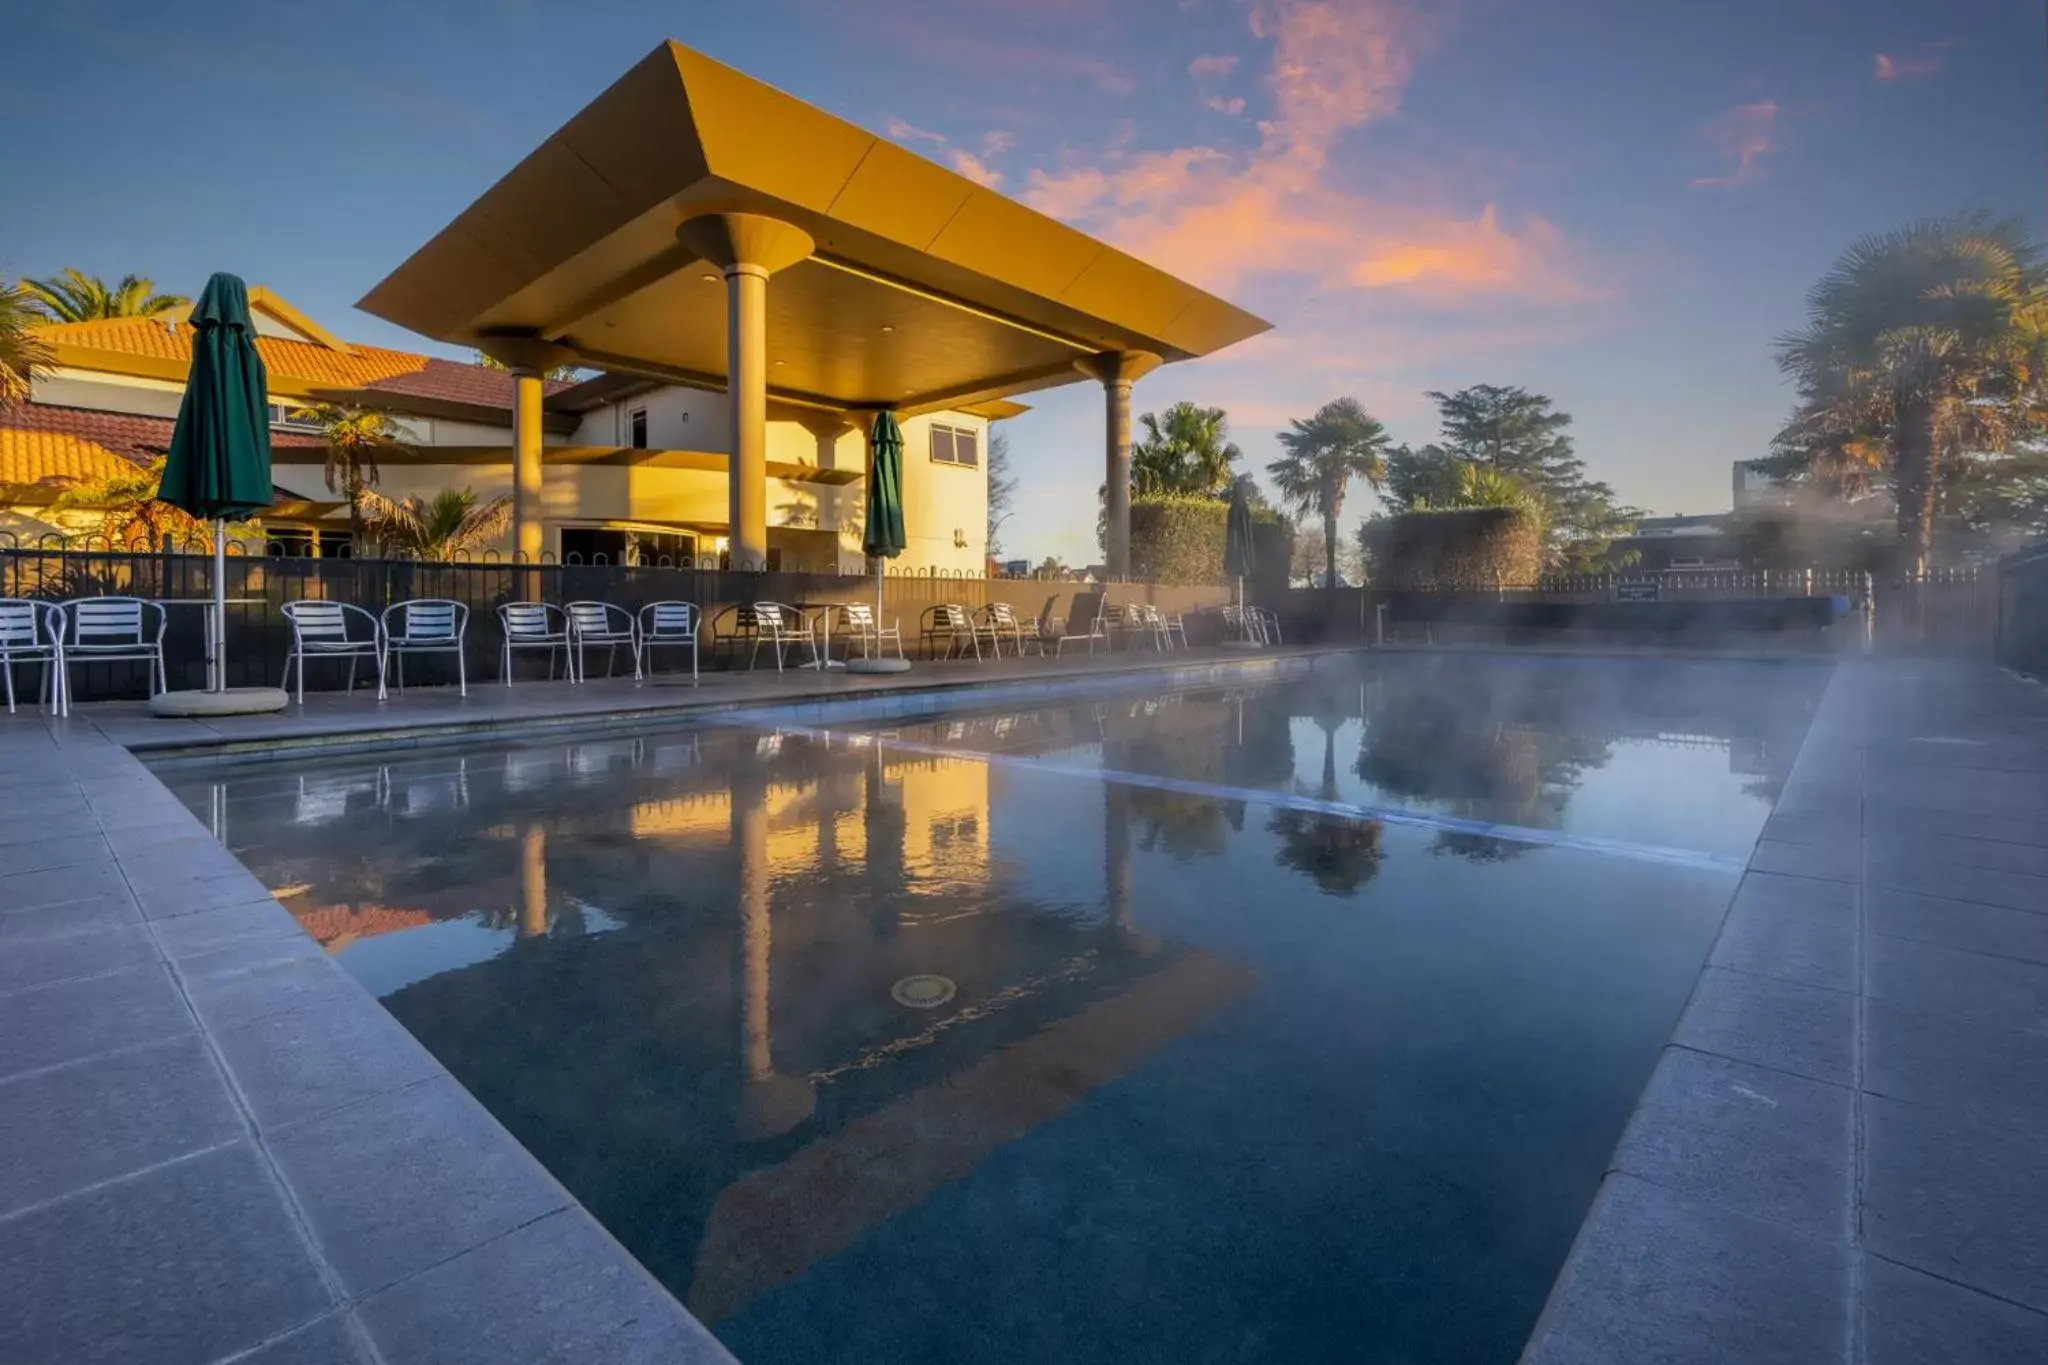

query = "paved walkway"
[1524,658,2048,1363]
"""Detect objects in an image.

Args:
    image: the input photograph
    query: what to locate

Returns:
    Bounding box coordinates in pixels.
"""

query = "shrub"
[1361,506,1542,591]
[1131,495,1290,586]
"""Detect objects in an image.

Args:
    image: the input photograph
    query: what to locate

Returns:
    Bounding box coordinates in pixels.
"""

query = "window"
[929,423,979,468]
[629,408,648,449]
[267,403,322,433]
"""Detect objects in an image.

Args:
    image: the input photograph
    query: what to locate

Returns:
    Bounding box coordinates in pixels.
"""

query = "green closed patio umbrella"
[848,411,910,674]
[154,273,286,713]
[1225,477,1258,644]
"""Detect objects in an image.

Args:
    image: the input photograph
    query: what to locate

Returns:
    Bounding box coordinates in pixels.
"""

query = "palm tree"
[1268,397,1391,587]
[1270,693,1382,895]
[1776,213,2048,569]
[22,269,189,322]
[1131,402,1242,496]
[0,279,54,410]
[292,403,403,545]
[50,456,222,547]
[360,488,512,560]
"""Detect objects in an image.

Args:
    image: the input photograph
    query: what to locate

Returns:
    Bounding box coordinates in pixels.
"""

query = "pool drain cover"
[892,974,957,1009]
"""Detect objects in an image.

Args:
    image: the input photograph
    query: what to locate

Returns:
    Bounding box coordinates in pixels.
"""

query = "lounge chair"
[282,601,384,703]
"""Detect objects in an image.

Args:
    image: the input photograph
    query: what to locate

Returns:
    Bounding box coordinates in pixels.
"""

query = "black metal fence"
[1996,542,2048,681]
[0,549,1238,703]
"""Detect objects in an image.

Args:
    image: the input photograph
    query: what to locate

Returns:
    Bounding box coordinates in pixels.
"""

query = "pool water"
[165,653,1828,1364]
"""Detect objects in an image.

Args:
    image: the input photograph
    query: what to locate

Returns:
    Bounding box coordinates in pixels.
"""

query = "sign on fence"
[1613,580,1661,603]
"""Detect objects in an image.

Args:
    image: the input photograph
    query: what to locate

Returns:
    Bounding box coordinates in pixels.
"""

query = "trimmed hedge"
[1131,495,1290,586]
[1362,506,1542,591]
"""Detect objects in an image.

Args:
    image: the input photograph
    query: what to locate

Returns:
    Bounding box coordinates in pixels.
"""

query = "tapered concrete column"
[519,824,548,938]
[511,370,546,564]
[477,333,574,565]
[1075,351,1161,579]
[731,768,815,1139]
[678,213,816,571]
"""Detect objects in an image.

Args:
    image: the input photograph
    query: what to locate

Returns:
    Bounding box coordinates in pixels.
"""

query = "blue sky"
[4,0,2040,564]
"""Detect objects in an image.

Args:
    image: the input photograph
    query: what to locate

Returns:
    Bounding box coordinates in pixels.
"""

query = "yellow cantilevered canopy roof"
[358,40,1269,417]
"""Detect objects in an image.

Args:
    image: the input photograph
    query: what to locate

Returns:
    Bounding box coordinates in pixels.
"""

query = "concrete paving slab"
[1612,1048,1852,1239]
[209,991,446,1132]
[1521,1174,1847,1365]
[220,1313,376,1365]
[1671,966,1856,1086]
[0,1035,240,1217]
[1866,935,2048,1037]
[269,1075,570,1297]
[1865,999,2048,1137]
[0,962,193,1081]
[1865,1093,2048,1313]
[1863,1255,2048,1365]
[0,1142,333,1364]
[359,1209,736,1365]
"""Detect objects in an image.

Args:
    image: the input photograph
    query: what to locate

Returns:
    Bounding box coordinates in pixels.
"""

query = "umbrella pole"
[874,557,885,640]
[212,518,227,693]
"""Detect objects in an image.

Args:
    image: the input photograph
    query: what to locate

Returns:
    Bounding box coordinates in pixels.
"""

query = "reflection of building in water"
[219,727,1250,1323]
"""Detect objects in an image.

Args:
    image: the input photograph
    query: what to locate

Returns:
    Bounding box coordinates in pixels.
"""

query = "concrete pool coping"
[0,645,1341,1364]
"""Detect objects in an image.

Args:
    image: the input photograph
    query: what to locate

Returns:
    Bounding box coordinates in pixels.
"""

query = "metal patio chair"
[567,600,643,682]
[837,602,904,661]
[1253,607,1283,644]
[56,597,166,713]
[1132,603,1173,651]
[981,601,1036,657]
[1156,604,1189,650]
[638,601,701,682]
[497,602,572,686]
[380,599,468,699]
[0,599,64,715]
[281,601,384,704]
[920,603,981,660]
[747,602,816,672]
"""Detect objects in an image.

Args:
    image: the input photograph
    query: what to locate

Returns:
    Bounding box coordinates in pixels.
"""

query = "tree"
[472,351,581,384]
[1416,385,1636,571]
[359,488,512,560]
[1268,398,1391,588]
[0,279,54,410]
[986,428,1016,555]
[1270,688,1383,896]
[1035,554,1069,577]
[22,269,188,322]
[1291,519,1364,586]
[291,403,403,547]
[1131,402,1242,496]
[51,457,224,546]
[1774,213,2048,569]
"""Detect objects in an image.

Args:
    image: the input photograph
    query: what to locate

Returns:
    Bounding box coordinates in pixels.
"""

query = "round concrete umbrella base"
[1219,639,1265,651]
[845,657,913,675]
[148,687,291,718]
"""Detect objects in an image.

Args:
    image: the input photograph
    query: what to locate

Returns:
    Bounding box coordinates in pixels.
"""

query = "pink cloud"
[1205,95,1248,116]
[949,148,1004,188]
[884,116,946,145]
[1875,41,1950,82]
[1188,53,1240,78]
[1020,0,1587,303]
[1690,100,1778,189]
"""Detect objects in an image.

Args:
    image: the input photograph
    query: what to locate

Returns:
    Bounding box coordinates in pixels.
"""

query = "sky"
[4,0,2042,566]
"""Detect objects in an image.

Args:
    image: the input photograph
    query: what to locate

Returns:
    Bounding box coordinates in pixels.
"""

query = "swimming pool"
[165,652,1828,1363]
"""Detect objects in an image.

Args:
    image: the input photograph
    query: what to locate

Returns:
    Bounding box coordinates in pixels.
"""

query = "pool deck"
[1524,657,2048,1363]
[6,646,2045,1362]
[0,644,1332,1365]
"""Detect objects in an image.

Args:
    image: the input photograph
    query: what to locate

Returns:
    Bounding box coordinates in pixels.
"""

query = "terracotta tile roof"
[34,315,572,411]
[290,902,438,951]
[0,403,322,487]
